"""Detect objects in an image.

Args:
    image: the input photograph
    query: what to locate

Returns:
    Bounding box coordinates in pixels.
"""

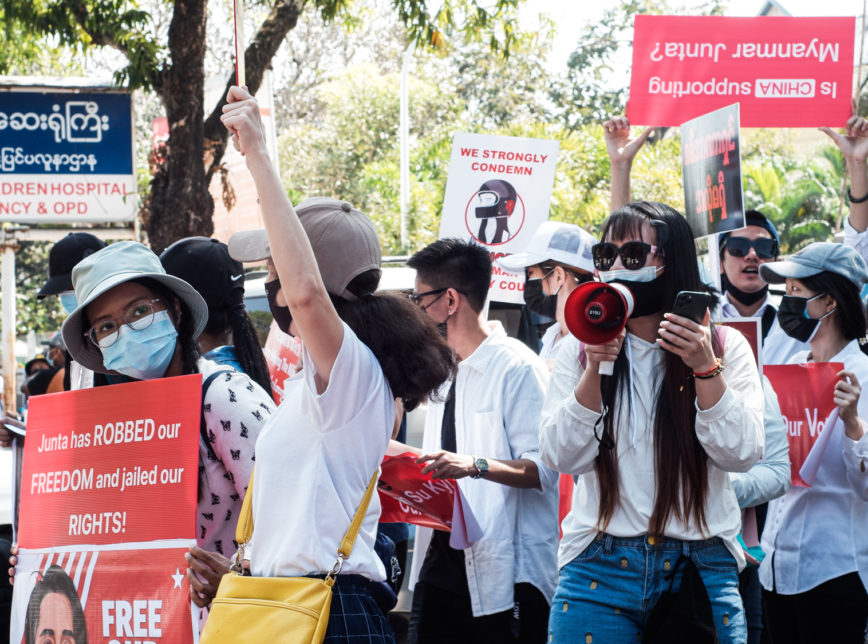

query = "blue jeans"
[549,534,746,644]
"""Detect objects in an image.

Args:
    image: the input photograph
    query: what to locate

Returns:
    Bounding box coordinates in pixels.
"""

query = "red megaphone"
[564,282,634,375]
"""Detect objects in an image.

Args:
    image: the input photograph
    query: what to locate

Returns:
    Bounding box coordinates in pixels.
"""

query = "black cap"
[159,237,245,309]
[37,233,107,298]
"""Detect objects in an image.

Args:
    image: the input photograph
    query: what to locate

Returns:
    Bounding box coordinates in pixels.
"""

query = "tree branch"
[202,0,306,180]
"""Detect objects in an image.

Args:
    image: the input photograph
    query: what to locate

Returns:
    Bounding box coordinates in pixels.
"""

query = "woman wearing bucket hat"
[219,86,454,642]
[757,242,868,643]
[7,241,276,613]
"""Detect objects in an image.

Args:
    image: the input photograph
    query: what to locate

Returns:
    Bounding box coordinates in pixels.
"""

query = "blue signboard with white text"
[0,89,136,223]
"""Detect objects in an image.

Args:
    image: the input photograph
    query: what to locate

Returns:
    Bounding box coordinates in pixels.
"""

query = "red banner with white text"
[11,376,201,644]
[765,362,843,487]
[628,15,855,127]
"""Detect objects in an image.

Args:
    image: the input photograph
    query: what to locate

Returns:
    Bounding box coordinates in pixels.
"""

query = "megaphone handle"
[599,360,614,376]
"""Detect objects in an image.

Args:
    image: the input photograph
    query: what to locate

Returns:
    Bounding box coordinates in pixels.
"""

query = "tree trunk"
[144,0,305,253]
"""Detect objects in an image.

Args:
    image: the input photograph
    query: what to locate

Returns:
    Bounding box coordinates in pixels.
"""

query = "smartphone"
[671,291,715,324]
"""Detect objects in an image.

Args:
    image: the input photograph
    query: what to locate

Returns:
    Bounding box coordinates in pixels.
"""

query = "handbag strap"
[234,467,379,576]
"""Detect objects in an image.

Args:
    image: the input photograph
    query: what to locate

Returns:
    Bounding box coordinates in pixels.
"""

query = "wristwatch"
[472,457,489,479]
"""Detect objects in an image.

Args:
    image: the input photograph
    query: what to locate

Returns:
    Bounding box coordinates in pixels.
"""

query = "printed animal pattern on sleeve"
[197,359,275,556]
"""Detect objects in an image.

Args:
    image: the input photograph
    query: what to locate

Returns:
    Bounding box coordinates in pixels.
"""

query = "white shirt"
[716,291,809,366]
[197,357,274,556]
[409,328,559,617]
[540,330,764,571]
[540,322,569,368]
[844,215,868,266]
[250,323,392,580]
[759,339,868,594]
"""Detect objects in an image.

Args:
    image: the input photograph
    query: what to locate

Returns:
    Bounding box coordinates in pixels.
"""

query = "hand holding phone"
[671,291,715,324]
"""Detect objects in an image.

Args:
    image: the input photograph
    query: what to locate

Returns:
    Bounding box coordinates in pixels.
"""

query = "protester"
[757,242,868,644]
[606,116,794,643]
[540,201,764,643]
[219,85,454,642]
[8,242,275,615]
[39,333,66,394]
[160,236,273,397]
[36,232,107,392]
[405,238,558,643]
[496,221,597,366]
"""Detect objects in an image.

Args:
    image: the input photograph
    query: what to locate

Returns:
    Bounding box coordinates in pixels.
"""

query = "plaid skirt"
[322,574,397,643]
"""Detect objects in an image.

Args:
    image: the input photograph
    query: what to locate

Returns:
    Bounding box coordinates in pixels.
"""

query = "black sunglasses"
[592,241,657,271]
[723,236,778,259]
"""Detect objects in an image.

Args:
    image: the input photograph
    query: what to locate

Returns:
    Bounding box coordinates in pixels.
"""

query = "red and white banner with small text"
[11,375,202,644]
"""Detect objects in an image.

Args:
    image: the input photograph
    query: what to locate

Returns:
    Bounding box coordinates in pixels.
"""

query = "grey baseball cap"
[228,197,381,300]
[759,242,868,287]
[61,241,208,374]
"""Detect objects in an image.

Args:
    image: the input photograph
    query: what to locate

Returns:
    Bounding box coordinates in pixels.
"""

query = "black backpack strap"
[200,370,234,462]
[760,305,777,341]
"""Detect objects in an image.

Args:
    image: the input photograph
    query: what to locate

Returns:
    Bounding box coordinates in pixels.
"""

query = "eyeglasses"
[86,298,166,349]
[723,236,778,259]
[410,288,449,313]
[592,241,658,271]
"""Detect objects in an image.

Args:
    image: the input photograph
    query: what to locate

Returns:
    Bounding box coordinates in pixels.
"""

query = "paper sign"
[717,317,761,374]
[439,133,559,304]
[765,362,843,487]
[11,376,202,644]
[262,320,302,404]
[681,104,745,238]
[378,452,456,530]
[628,15,855,128]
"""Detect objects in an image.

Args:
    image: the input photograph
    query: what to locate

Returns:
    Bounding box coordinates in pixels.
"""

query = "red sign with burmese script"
[765,362,842,488]
[18,376,201,548]
[628,15,854,127]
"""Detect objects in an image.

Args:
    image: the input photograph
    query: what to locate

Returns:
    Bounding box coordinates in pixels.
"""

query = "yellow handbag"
[199,469,379,644]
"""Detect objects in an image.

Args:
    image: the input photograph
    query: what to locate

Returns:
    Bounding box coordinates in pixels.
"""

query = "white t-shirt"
[249,323,393,580]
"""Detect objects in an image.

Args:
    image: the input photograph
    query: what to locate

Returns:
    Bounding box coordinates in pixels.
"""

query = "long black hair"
[331,269,455,410]
[596,202,720,536]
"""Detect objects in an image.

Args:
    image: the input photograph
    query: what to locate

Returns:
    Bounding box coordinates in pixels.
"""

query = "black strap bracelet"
[848,187,868,204]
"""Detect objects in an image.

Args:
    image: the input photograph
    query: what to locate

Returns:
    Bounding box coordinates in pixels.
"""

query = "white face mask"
[598,265,662,284]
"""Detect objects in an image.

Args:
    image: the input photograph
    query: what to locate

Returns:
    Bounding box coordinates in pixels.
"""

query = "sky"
[521,0,866,70]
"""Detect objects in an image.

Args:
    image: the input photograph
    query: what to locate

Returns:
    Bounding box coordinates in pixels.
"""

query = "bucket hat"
[61,241,208,374]
[228,197,381,300]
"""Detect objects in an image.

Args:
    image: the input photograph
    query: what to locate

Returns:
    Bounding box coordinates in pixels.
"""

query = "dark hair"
[718,209,779,260]
[800,271,867,341]
[407,239,492,312]
[331,269,455,410]
[204,304,273,397]
[596,201,719,536]
[25,565,88,644]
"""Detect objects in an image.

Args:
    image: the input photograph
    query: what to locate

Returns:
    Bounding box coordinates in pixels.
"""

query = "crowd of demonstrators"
[218,85,454,642]
[405,239,558,643]
[758,244,868,643]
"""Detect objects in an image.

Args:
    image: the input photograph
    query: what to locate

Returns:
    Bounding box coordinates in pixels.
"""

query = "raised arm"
[605,116,652,212]
[221,86,343,390]
[820,114,868,233]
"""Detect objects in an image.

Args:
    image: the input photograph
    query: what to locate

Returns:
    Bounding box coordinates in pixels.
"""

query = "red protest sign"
[18,376,201,548]
[13,547,194,644]
[262,320,302,404]
[717,318,761,373]
[628,15,855,128]
[765,362,843,487]
[378,452,456,531]
[12,376,201,644]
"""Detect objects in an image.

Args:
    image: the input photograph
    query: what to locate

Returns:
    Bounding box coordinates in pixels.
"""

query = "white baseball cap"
[496,221,596,273]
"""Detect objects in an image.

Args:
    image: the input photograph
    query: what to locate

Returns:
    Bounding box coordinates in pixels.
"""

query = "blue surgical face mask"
[59,291,78,314]
[100,310,178,380]
[598,265,661,284]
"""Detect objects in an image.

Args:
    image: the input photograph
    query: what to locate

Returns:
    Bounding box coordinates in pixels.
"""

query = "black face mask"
[611,274,667,318]
[777,294,830,343]
[265,279,293,334]
[721,272,768,306]
[523,278,558,319]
